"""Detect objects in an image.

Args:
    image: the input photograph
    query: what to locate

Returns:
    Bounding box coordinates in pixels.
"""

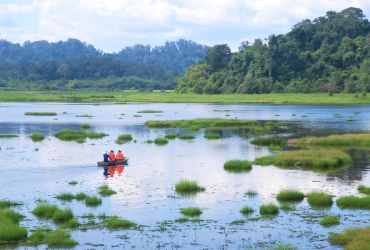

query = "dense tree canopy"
[176,7,370,94]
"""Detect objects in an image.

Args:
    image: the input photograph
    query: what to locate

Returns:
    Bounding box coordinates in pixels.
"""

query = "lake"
[1,102,370,249]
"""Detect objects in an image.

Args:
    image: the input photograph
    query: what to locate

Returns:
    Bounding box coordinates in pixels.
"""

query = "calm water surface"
[1,102,370,249]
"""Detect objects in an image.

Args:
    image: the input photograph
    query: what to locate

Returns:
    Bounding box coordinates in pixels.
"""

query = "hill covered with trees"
[176,7,370,94]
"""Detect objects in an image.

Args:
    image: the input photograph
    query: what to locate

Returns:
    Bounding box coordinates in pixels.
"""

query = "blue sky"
[0,0,369,53]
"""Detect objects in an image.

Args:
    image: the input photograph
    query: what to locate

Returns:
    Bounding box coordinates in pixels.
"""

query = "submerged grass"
[29,132,44,141]
[154,137,169,145]
[336,195,370,209]
[175,180,205,194]
[307,192,333,207]
[25,112,56,116]
[145,118,258,129]
[137,110,162,113]
[223,160,252,172]
[55,192,75,201]
[55,129,107,142]
[164,133,177,139]
[81,123,90,129]
[288,133,370,147]
[240,206,254,214]
[358,184,370,195]
[204,133,221,139]
[319,215,340,227]
[32,203,59,219]
[250,138,286,146]
[260,203,279,216]
[180,207,202,216]
[85,196,102,207]
[178,134,195,140]
[106,216,136,229]
[0,199,23,208]
[328,227,370,249]
[98,185,117,196]
[276,189,304,202]
[0,134,18,138]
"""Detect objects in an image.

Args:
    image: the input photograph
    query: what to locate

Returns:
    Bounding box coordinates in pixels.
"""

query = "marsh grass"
[164,133,177,139]
[272,245,298,250]
[54,129,86,141]
[358,184,370,195]
[245,190,258,196]
[178,134,195,140]
[336,195,370,209]
[252,156,275,166]
[279,203,295,211]
[240,206,254,214]
[55,192,75,201]
[65,218,79,228]
[289,133,370,147]
[75,114,93,117]
[68,180,78,185]
[133,115,142,117]
[254,127,264,133]
[154,137,169,145]
[98,184,117,196]
[319,215,340,227]
[44,229,78,247]
[250,138,286,146]
[86,132,108,139]
[137,110,162,113]
[204,133,221,139]
[175,180,205,194]
[81,123,90,129]
[145,139,153,143]
[25,112,57,116]
[29,132,44,141]
[117,134,132,141]
[0,209,25,224]
[32,203,59,218]
[180,207,202,216]
[0,199,23,208]
[0,220,28,242]
[145,118,258,129]
[223,160,252,172]
[52,208,74,223]
[328,227,370,249]
[268,145,283,151]
[175,217,189,223]
[106,216,136,229]
[85,196,102,207]
[0,134,18,138]
[307,192,333,207]
[260,203,279,215]
[276,189,304,202]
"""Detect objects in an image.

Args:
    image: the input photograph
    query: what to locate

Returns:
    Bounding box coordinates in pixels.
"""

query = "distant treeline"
[176,7,370,94]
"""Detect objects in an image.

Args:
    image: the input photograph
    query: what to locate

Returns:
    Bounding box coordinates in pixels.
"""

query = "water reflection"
[102,165,125,178]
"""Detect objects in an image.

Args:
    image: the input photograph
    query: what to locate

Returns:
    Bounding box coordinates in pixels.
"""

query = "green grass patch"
[44,229,78,247]
[133,115,142,117]
[0,199,23,208]
[52,208,74,223]
[65,218,79,228]
[254,127,264,133]
[86,131,108,139]
[75,192,87,200]
[68,180,78,185]
[259,203,279,215]
[289,133,370,147]
[250,138,286,146]
[276,189,304,202]
[137,110,162,113]
[55,192,75,201]
[336,195,370,209]
[328,227,370,249]
[81,123,90,129]
[307,192,333,207]
[204,133,221,139]
[32,203,59,219]
[272,245,298,250]
[319,215,340,227]
[25,112,57,116]
[98,184,117,196]
[55,129,107,142]
[0,219,28,242]
[145,139,153,143]
[29,132,44,141]
[279,203,295,211]
[0,208,25,224]
[75,114,93,117]
[223,159,252,172]
[268,145,283,151]
[175,217,189,223]
[178,134,195,140]
[175,180,205,194]
[106,216,136,229]
[164,133,177,139]
[240,206,254,214]
[85,196,102,207]
[245,190,258,196]
[358,184,370,195]
[180,207,202,216]
[0,134,18,138]
[252,156,275,166]
[117,134,133,141]
[154,137,169,145]
[145,118,258,129]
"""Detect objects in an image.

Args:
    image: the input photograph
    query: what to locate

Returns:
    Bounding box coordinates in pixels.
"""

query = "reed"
[0,134,18,138]
[29,132,45,141]
[145,118,258,129]
[175,180,205,193]
[32,203,59,219]
[55,192,75,201]
[25,112,57,116]
[81,123,90,129]
[307,192,333,206]
[319,215,340,226]
[106,216,136,229]
[252,156,275,166]
[204,133,221,139]
[180,207,202,216]
[137,110,162,113]
[0,199,23,208]
[240,206,254,214]
[223,160,252,172]
[329,227,370,249]
[276,189,304,202]
[154,137,169,145]
[44,229,78,247]
[164,133,177,139]
[358,185,370,195]
[289,133,370,147]
[250,138,286,146]
[259,203,279,215]
[98,184,117,196]
[178,134,195,140]
[52,208,74,223]
[245,190,258,196]
[85,196,102,207]
[336,195,370,209]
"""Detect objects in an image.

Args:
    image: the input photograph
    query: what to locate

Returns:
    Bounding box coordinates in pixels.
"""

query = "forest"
[176,7,370,94]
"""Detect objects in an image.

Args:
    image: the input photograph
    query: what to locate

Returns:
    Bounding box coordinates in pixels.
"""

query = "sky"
[0,0,370,53]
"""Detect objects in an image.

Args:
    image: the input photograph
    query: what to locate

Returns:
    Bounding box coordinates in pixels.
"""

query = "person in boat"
[108,150,116,162]
[103,151,110,162]
[115,150,124,161]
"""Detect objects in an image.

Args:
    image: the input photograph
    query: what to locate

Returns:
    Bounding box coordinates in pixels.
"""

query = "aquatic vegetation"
[0,218,28,242]
[268,145,283,151]
[223,159,252,172]
[307,192,333,207]
[204,133,221,139]
[178,134,195,140]
[81,123,90,129]
[240,206,254,214]
[288,133,370,147]
[329,227,370,249]
[358,185,370,195]
[163,133,176,140]
[65,218,79,228]
[55,192,75,201]
[175,180,205,194]
[276,122,287,127]
[319,215,340,227]
[250,138,286,146]
[259,203,279,215]
[85,196,102,207]
[276,189,304,202]
[254,127,264,133]
[154,137,169,145]
[86,132,108,139]
[98,184,117,196]
[252,156,275,166]
[336,195,370,209]
[117,134,133,141]
[0,134,18,138]
[0,208,25,224]
[32,203,59,219]
[137,110,162,113]
[68,180,78,185]
[29,132,44,141]
[145,118,258,129]
[145,139,153,143]
[0,199,23,208]
[175,217,189,223]
[272,245,298,250]
[75,114,93,117]
[106,216,136,229]
[44,229,78,247]
[133,115,142,117]
[245,190,258,196]
[55,129,107,142]
[52,208,74,223]
[180,207,202,216]
[25,112,57,116]
[279,203,295,211]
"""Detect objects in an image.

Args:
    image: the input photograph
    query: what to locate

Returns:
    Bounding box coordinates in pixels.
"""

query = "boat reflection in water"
[103,165,125,178]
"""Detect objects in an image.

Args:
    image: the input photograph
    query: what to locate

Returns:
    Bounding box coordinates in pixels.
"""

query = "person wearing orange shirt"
[108,150,116,161]
[115,150,124,161]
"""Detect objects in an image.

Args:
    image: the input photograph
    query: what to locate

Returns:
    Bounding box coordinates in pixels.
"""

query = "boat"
[97,158,129,166]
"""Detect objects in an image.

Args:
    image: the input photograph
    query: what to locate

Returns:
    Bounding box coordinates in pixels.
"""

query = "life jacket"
[116,152,124,160]
[108,152,115,161]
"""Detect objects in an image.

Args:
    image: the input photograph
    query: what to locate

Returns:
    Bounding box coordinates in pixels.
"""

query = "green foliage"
[175,180,205,194]
[204,133,221,139]
[55,192,75,201]
[32,203,59,219]
[68,180,78,185]
[25,112,57,116]
[307,192,333,206]
[358,184,370,195]
[245,190,258,196]
[145,118,258,128]
[223,159,252,172]
[29,132,45,141]
[319,215,340,226]
[98,185,117,196]
[180,207,202,216]
[250,137,286,146]
[0,199,23,208]
[81,123,90,129]
[178,134,195,140]
[290,133,370,146]
[336,195,370,209]
[137,110,162,113]
[276,189,304,201]
[54,129,107,142]
[259,203,279,215]
[0,218,28,242]
[328,227,370,249]
[0,134,18,138]
[240,206,254,214]
[52,208,74,223]
[164,133,177,139]
[44,229,78,247]
[84,196,102,207]
[106,216,136,229]
[252,156,275,166]
[117,134,133,141]
[154,137,169,145]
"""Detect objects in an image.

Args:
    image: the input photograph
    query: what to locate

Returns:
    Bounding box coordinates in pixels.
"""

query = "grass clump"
[259,203,279,216]
[25,112,56,116]
[44,229,78,247]
[85,196,102,207]
[175,180,205,194]
[175,217,189,223]
[204,133,221,139]
[86,132,108,139]
[0,134,18,138]
[54,129,84,141]
[55,192,75,201]
[336,195,370,209]
[137,110,162,113]
[250,138,286,146]
[223,159,252,172]
[117,134,132,141]
[154,137,169,145]
[164,133,177,139]
[32,203,59,219]
[307,192,333,207]
[358,184,370,195]
[240,206,254,214]
[245,190,258,196]
[98,184,117,196]
[29,132,44,141]
[252,156,275,166]
[272,245,298,250]
[0,218,28,242]
[279,203,295,211]
[288,133,370,147]
[180,207,202,216]
[328,227,370,249]
[75,114,93,117]
[68,180,78,185]
[81,123,90,129]
[178,134,195,140]
[145,139,153,143]
[75,192,87,200]
[52,208,74,223]
[106,216,136,229]
[145,118,258,129]
[0,199,23,208]
[276,189,304,202]
[319,215,340,227]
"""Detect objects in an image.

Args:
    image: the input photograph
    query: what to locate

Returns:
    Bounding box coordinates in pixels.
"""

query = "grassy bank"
[0,91,370,104]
